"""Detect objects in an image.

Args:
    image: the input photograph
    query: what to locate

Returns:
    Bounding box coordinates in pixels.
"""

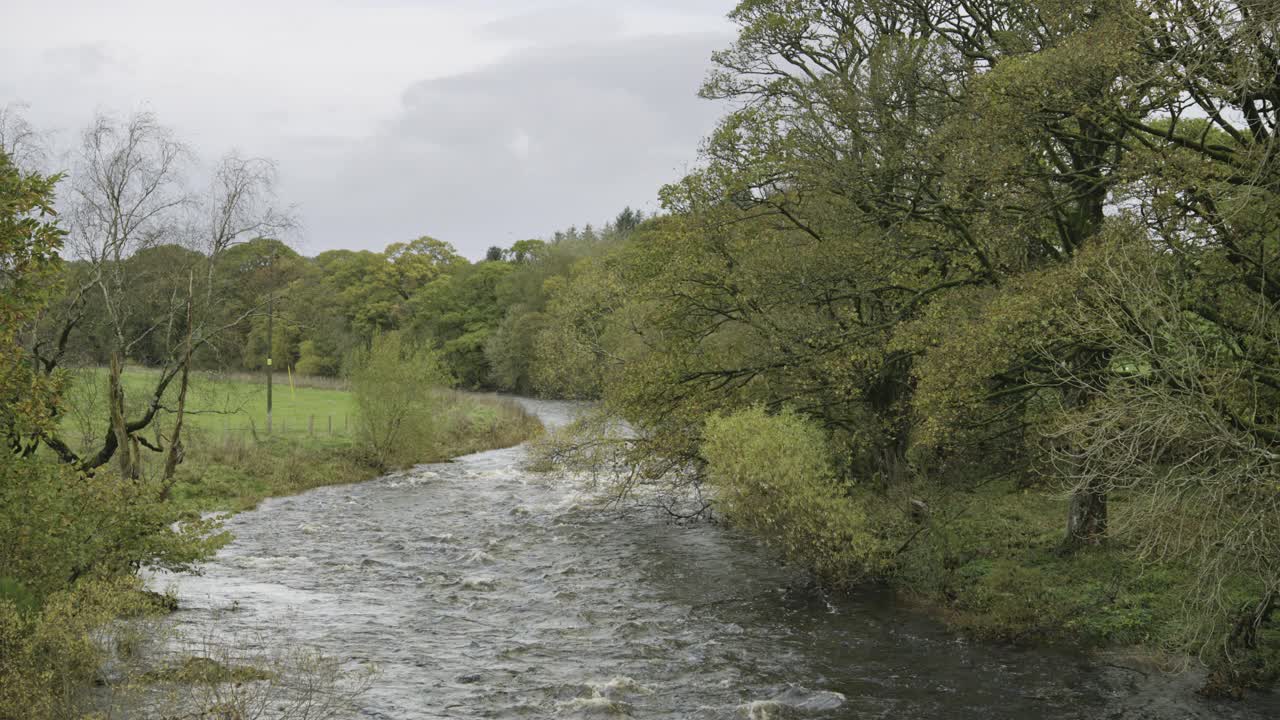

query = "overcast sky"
[1,0,735,258]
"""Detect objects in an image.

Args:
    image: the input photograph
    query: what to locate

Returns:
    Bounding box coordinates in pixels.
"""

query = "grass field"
[60,366,360,451]
[57,365,543,512]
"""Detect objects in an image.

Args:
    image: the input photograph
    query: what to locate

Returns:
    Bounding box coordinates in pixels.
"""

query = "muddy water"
[164,399,1280,719]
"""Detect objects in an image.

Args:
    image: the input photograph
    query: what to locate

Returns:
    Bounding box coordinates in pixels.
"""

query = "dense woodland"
[3,0,1280,713]
[49,216,642,394]
[531,0,1280,695]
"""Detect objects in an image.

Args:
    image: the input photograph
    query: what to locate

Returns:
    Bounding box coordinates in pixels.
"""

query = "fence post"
[308,415,315,437]
[328,415,333,435]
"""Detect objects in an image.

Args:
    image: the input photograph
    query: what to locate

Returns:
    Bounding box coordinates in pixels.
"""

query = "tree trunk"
[1061,480,1107,552]
[108,352,136,479]
[161,273,194,495]
[1058,350,1112,553]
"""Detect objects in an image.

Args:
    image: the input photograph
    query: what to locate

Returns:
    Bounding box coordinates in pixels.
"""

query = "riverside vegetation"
[3,0,1280,714]
[0,129,539,715]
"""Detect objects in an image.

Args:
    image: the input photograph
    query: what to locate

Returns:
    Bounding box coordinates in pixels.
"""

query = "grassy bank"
[635,407,1279,695]
[886,481,1280,693]
[60,367,543,513]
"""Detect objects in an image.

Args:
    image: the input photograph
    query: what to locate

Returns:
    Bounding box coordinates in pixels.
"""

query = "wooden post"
[265,247,276,434]
[308,415,315,437]
[328,415,333,435]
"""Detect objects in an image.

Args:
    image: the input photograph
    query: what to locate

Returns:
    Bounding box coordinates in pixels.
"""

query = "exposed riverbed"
[161,399,1280,719]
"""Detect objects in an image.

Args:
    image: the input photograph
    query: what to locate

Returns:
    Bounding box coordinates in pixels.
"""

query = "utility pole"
[266,249,274,434]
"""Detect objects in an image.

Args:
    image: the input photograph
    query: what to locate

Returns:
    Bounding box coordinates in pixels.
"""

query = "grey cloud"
[478,4,624,43]
[41,44,116,75]
[292,30,731,257]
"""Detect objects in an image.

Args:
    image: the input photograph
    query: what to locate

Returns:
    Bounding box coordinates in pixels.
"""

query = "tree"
[0,104,45,172]
[1043,232,1279,680]
[380,236,463,301]
[703,406,883,584]
[0,149,64,452]
[198,152,295,302]
[613,206,643,233]
[527,0,1280,684]
[1,146,224,719]
[28,113,289,476]
[507,239,546,264]
[408,260,512,388]
[57,113,191,477]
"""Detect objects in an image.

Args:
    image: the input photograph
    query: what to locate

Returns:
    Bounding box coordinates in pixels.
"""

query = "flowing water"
[162,399,1280,719]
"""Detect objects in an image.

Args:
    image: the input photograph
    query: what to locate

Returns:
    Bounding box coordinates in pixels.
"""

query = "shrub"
[348,332,454,470]
[701,406,884,584]
[0,577,152,720]
[0,455,226,599]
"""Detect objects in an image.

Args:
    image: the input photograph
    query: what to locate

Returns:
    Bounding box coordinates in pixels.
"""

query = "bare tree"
[69,112,190,339]
[60,113,191,477]
[198,152,295,294]
[25,113,289,477]
[0,103,46,171]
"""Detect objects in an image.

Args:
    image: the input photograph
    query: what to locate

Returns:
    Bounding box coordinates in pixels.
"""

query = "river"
[162,399,1280,719]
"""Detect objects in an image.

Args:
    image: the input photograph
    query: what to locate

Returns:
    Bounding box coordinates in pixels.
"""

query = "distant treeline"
[50,213,645,394]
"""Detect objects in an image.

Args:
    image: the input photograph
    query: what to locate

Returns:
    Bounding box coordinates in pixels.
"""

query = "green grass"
[892,483,1189,646]
[57,366,543,514]
[60,366,359,448]
[887,480,1280,692]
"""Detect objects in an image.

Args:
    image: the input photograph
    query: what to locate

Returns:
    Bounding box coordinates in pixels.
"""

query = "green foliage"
[523,0,1280,687]
[8,0,1280,696]
[408,261,513,388]
[0,577,152,720]
[0,454,226,598]
[0,150,65,443]
[380,235,464,300]
[484,307,546,395]
[702,406,884,584]
[891,482,1158,642]
[295,339,339,377]
[349,332,455,470]
[0,150,232,717]
[0,115,551,714]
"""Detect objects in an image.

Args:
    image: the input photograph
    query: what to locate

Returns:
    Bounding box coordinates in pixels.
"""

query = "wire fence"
[198,412,357,443]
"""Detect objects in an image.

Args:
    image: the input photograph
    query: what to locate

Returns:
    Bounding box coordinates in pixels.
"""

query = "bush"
[0,455,225,600]
[348,332,454,470]
[701,406,884,584]
[0,451,226,718]
[0,576,156,719]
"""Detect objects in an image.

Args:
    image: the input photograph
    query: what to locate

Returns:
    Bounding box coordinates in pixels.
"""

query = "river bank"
[167,389,543,514]
[151,398,1280,719]
[58,366,544,514]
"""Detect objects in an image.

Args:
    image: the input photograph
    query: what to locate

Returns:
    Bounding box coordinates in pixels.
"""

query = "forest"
[3,0,1280,714]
